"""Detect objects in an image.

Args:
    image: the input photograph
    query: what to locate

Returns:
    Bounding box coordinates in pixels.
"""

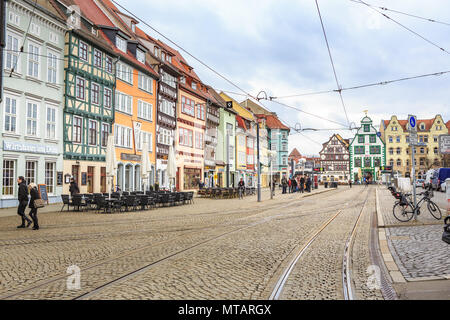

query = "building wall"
[217,108,236,187]
[113,62,157,192]
[175,89,206,191]
[349,116,386,182]
[0,0,65,207]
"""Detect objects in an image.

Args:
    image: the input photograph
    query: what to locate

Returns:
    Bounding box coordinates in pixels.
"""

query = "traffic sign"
[407,115,417,132]
[409,132,418,146]
[439,134,450,154]
[376,132,381,138]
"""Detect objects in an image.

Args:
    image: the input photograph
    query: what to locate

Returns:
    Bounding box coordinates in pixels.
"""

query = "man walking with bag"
[17,176,32,229]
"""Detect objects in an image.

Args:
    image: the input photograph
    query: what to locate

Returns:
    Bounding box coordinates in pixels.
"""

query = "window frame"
[79,40,88,61]
[73,116,83,144]
[88,119,98,146]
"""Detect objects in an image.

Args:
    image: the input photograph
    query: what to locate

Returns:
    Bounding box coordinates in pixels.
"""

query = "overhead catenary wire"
[270,69,450,99]
[348,0,450,27]
[110,0,257,101]
[352,0,450,56]
[315,0,351,127]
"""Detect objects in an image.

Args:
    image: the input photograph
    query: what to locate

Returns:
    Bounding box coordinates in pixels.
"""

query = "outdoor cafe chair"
[60,194,74,212]
[122,196,138,211]
[71,195,87,212]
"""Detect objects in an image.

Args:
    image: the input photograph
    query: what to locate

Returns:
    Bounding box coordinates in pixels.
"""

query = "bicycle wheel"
[393,202,414,222]
[426,200,442,220]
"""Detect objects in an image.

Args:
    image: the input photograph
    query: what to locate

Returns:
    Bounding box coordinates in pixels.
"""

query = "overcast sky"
[120,0,450,155]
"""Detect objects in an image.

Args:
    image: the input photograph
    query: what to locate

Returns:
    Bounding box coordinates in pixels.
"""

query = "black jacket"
[18,181,29,202]
[29,187,40,209]
[69,182,80,196]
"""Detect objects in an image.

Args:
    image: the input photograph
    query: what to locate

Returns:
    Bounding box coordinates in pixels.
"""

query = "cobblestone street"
[0,186,447,300]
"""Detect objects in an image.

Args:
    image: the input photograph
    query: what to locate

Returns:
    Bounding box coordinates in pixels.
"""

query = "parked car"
[440,178,450,193]
[424,169,436,189]
[431,168,450,191]
[415,179,424,188]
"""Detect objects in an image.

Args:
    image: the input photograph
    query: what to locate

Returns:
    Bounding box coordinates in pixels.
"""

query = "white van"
[424,169,436,189]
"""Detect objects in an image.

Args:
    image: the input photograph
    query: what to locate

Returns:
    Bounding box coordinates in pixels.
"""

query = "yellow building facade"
[380,115,448,178]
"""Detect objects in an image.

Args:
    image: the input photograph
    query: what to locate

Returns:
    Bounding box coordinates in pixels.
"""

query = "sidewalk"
[376,186,450,299]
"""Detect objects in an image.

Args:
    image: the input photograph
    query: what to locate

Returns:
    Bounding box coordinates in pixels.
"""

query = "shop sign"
[121,153,141,161]
[3,141,58,155]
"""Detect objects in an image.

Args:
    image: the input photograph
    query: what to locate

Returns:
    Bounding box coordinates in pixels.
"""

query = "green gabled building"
[349,115,386,183]
[53,0,118,194]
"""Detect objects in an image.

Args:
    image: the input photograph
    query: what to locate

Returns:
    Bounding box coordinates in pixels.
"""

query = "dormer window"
[161,52,166,61]
[167,55,172,63]
[131,23,136,32]
[136,49,145,64]
[116,36,127,53]
[420,123,425,130]
[154,47,159,57]
[192,82,197,90]
[91,27,97,36]
[180,76,186,85]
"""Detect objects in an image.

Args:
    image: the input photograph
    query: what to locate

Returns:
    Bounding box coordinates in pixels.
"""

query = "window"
[8,11,20,25]
[370,146,381,154]
[354,146,365,154]
[179,128,193,147]
[363,124,370,132]
[180,76,186,84]
[424,136,428,143]
[374,158,381,167]
[93,49,102,67]
[138,100,153,121]
[247,138,254,148]
[2,160,15,196]
[370,135,376,143]
[434,147,438,154]
[101,167,106,193]
[73,116,82,143]
[396,159,402,167]
[114,124,132,148]
[76,77,85,100]
[137,131,153,151]
[192,82,197,90]
[158,128,171,145]
[226,123,233,136]
[79,41,88,61]
[282,141,288,152]
[104,88,112,108]
[406,135,410,143]
[30,22,40,36]
[136,49,145,64]
[91,83,100,105]
[49,32,58,44]
[389,148,393,155]
[4,97,17,133]
[46,106,56,139]
[116,36,127,53]
[389,159,394,167]
[26,102,38,136]
[358,135,364,143]
[396,147,401,155]
[101,123,109,147]
[45,162,55,194]
[159,99,175,117]
[420,123,425,130]
[115,91,132,114]
[116,62,133,83]
[181,96,195,117]
[238,151,246,164]
[196,104,205,120]
[88,120,97,145]
[364,157,371,167]
[106,56,113,73]
[25,161,37,184]
[388,136,393,143]
[420,147,425,154]
[138,72,153,93]
[433,136,438,142]
[195,132,203,149]
[27,43,40,78]
[47,52,58,84]
[5,33,20,70]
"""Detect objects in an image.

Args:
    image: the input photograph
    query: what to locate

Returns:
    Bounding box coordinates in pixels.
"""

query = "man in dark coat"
[69,178,80,196]
[281,176,288,194]
[299,176,305,193]
[292,177,298,193]
[17,176,32,228]
[306,176,312,192]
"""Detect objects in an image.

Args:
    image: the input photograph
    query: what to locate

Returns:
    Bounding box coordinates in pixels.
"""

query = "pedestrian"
[349,179,352,188]
[281,176,288,194]
[238,178,245,199]
[306,176,312,192]
[28,183,40,230]
[292,178,297,193]
[299,176,305,193]
[69,178,80,196]
[16,176,32,229]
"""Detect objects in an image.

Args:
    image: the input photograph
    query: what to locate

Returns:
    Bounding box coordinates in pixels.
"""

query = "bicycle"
[392,190,442,222]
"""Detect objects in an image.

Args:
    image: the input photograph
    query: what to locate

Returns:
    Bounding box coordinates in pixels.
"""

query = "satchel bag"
[442,216,450,244]
[33,189,45,209]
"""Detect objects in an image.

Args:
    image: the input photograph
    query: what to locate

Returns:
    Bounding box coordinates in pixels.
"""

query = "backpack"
[443,216,450,244]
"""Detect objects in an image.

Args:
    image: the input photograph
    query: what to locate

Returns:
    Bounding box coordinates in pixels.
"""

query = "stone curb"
[376,187,406,284]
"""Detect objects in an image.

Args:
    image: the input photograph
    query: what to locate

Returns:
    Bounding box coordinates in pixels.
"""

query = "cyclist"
[238,178,245,199]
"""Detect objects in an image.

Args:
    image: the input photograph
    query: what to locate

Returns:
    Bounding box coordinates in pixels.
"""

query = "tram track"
[269,188,370,300]
[0,188,346,300]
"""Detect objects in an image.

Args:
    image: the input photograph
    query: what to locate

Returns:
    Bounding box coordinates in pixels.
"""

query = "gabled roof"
[383,117,442,132]
[241,99,272,115]
[219,92,254,121]
[289,148,302,158]
[265,114,289,130]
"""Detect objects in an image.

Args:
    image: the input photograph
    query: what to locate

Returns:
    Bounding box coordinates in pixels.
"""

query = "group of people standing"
[281,175,312,194]
[16,176,41,230]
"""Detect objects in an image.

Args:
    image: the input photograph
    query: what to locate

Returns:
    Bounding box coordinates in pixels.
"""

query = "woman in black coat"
[28,183,40,230]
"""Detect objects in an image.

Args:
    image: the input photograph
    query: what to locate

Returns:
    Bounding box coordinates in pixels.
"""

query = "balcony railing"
[205,135,218,145]
[206,113,220,124]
